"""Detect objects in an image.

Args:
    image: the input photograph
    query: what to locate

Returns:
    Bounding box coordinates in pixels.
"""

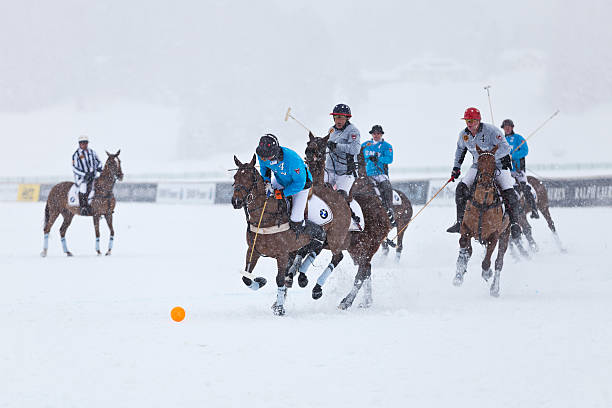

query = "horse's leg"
[59,210,75,257]
[454,234,472,286]
[339,262,371,310]
[103,213,115,256]
[41,204,61,257]
[286,245,321,288]
[492,228,511,297]
[395,221,406,263]
[540,206,566,252]
[241,252,266,290]
[481,236,498,282]
[93,215,102,255]
[381,240,389,256]
[271,254,289,316]
[312,251,344,300]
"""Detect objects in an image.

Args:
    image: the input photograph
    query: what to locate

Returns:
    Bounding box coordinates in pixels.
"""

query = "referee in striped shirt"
[72,135,102,215]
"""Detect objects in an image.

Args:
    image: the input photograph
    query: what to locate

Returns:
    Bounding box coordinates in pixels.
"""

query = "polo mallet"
[511,109,560,154]
[384,179,453,246]
[484,85,495,125]
[285,107,315,134]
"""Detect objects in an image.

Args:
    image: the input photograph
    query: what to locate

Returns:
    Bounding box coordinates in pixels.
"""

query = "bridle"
[232,165,260,206]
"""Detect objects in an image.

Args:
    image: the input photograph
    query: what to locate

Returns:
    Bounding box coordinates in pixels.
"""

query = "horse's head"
[104,150,124,182]
[231,154,261,209]
[475,145,498,184]
[305,132,329,168]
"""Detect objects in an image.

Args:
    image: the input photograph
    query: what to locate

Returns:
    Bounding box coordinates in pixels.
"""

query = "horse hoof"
[453,272,464,286]
[298,273,308,288]
[97,251,102,256]
[285,274,294,288]
[312,284,323,300]
[490,287,500,297]
[40,250,47,258]
[254,277,267,289]
[338,299,351,310]
[66,252,74,257]
[105,250,112,256]
[482,268,493,282]
[271,304,285,316]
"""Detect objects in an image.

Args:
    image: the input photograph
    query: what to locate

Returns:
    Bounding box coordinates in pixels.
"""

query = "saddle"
[68,183,95,208]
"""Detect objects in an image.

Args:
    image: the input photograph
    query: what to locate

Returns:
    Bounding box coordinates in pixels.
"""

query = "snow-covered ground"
[2,202,611,407]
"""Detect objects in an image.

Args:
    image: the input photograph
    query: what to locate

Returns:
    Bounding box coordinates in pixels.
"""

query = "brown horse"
[304,133,391,309]
[453,145,519,297]
[231,154,351,316]
[513,175,566,254]
[41,151,123,257]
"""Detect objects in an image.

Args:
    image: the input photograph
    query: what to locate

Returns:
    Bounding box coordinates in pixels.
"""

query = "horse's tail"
[44,202,50,228]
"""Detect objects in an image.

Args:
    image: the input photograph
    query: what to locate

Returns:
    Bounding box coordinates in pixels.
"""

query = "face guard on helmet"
[462,107,481,121]
[256,134,281,160]
[330,104,352,117]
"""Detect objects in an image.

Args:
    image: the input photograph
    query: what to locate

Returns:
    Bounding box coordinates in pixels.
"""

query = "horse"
[453,145,520,297]
[512,175,566,254]
[231,154,351,316]
[304,133,391,309]
[369,182,412,262]
[41,151,123,257]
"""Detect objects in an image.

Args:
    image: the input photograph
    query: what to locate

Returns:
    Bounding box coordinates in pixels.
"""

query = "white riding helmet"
[78,135,89,143]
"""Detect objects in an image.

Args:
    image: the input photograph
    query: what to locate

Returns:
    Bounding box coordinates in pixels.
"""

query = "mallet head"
[284,107,291,122]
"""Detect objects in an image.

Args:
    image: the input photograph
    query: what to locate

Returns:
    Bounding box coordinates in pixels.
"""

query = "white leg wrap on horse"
[317,264,335,286]
[61,237,68,253]
[108,236,114,250]
[43,233,49,250]
[276,286,287,306]
[298,252,316,274]
[96,237,100,252]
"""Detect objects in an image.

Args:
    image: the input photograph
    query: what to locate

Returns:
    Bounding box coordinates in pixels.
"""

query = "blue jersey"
[257,146,311,197]
[505,132,528,171]
[361,139,393,176]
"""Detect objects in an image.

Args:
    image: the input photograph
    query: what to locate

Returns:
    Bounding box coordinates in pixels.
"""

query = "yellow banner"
[17,184,41,202]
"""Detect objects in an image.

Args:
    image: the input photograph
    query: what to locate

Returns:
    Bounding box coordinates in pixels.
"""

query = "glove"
[450,167,461,182]
[265,182,274,197]
[327,141,337,151]
[84,172,94,182]
[501,155,512,170]
[274,189,284,200]
[369,155,378,163]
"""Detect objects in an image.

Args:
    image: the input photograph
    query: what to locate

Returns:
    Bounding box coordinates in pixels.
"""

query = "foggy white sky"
[0,0,610,164]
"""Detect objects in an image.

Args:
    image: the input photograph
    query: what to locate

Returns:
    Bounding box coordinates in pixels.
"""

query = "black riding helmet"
[256,134,280,159]
[501,119,514,128]
[369,125,384,134]
[330,104,351,117]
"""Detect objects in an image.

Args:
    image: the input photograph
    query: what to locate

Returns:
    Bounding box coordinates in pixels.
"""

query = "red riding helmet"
[462,107,481,121]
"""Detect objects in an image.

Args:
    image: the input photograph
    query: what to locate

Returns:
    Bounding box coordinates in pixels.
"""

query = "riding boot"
[447,182,469,233]
[501,188,522,239]
[78,192,91,216]
[290,220,326,253]
[522,182,539,219]
[338,190,360,225]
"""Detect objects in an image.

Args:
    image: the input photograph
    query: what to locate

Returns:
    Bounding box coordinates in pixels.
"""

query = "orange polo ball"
[171,306,185,322]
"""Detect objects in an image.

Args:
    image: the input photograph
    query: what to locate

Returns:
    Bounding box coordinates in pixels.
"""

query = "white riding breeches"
[74,175,88,193]
[460,167,515,191]
[324,172,355,194]
[511,170,528,184]
[271,176,309,222]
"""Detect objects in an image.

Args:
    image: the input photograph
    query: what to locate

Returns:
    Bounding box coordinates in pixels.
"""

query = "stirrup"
[530,210,540,219]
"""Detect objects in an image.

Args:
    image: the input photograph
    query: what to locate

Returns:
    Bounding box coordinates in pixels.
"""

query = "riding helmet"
[256,134,280,159]
[501,119,514,128]
[330,104,352,117]
[462,107,481,121]
[369,125,384,134]
[78,135,89,143]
